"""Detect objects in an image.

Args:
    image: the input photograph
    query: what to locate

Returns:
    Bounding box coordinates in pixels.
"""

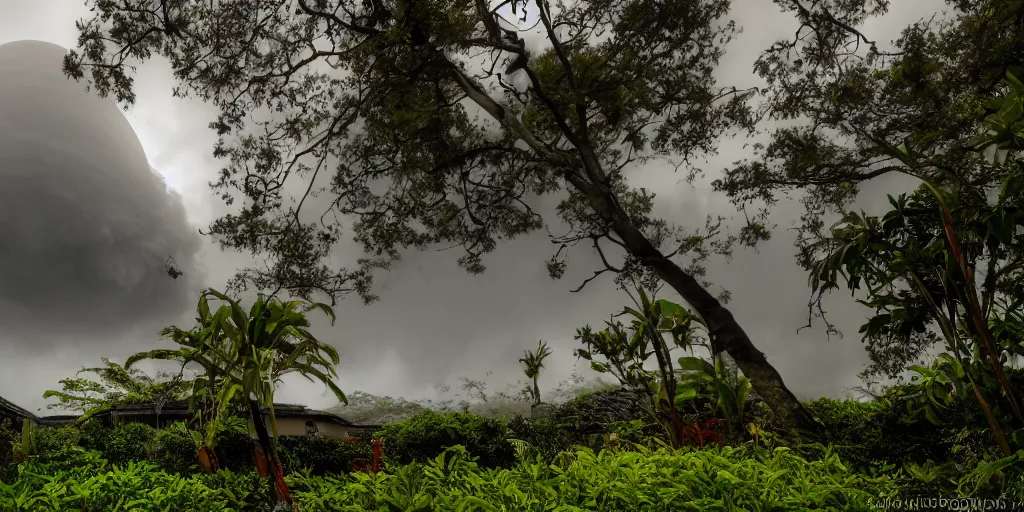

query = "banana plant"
[575,286,710,447]
[676,353,752,442]
[901,352,969,425]
[42,359,189,427]
[127,288,347,507]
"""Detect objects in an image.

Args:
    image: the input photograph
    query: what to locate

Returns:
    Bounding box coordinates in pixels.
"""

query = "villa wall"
[269,416,350,438]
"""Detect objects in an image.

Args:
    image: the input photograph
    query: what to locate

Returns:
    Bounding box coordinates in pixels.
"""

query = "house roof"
[1,395,378,429]
[107,400,192,414]
[36,415,81,426]
[259,403,379,428]
[0,395,37,424]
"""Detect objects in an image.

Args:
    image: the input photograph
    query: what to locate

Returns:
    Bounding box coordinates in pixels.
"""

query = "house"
[89,400,194,429]
[0,394,376,438]
[0,395,37,427]
[263,403,370,438]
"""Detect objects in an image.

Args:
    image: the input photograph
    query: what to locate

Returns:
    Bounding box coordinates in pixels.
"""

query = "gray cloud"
[0,41,203,362]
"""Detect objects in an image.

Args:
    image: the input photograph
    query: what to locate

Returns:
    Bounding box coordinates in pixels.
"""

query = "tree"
[714,0,1023,268]
[518,340,552,406]
[128,289,346,506]
[810,182,1024,454]
[66,0,818,433]
[42,358,189,423]
[327,390,430,424]
[804,66,1024,456]
[708,0,1023,377]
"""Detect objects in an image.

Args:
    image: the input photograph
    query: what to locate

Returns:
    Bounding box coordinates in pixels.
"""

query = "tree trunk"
[570,177,821,436]
[247,399,293,506]
[444,57,820,437]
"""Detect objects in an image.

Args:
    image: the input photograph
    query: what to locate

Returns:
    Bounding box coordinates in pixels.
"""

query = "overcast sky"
[0,0,949,415]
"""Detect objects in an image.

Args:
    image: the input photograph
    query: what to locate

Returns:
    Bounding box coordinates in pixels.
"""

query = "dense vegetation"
[3,0,1021,509]
[1,377,1020,510]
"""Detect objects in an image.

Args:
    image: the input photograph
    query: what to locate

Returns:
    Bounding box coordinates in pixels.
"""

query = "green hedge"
[377,411,515,469]
[803,394,996,473]
[278,436,372,476]
[91,422,158,467]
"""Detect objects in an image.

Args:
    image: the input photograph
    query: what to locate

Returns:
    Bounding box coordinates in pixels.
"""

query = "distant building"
[91,400,194,429]
[0,395,375,438]
[266,403,368,438]
[0,395,37,427]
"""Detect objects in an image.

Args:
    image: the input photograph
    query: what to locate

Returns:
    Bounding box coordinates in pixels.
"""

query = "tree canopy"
[65,0,831,431]
[707,0,1024,372]
[717,0,1023,258]
[42,358,189,422]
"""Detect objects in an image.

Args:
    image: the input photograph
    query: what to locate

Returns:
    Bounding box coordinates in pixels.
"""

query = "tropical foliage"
[122,289,346,505]
[519,340,553,406]
[41,358,188,423]
[64,0,819,433]
[1,443,901,512]
[12,0,1024,509]
[574,287,770,447]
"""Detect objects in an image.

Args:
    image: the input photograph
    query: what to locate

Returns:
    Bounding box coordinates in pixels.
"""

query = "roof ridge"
[0,395,38,422]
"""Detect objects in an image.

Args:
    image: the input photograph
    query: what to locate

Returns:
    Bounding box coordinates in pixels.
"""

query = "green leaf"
[677,356,715,375]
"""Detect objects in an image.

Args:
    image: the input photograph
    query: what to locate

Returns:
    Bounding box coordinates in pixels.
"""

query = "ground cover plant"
[1,441,899,512]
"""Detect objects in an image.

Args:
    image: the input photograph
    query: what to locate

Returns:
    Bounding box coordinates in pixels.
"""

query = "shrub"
[212,425,256,472]
[102,422,156,466]
[0,451,251,511]
[26,424,87,468]
[278,436,373,476]
[0,419,15,482]
[506,416,573,461]
[154,425,199,475]
[552,388,647,439]
[195,467,272,507]
[378,411,515,469]
[0,440,940,512]
[75,419,107,451]
[801,395,991,472]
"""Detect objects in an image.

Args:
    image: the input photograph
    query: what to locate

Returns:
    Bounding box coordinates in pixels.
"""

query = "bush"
[0,419,15,482]
[154,425,199,475]
[212,425,256,472]
[552,388,648,439]
[35,425,81,456]
[801,395,994,473]
[0,450,255,512]
[75,419,107,451]
[282,444,899,511]
[1,442,902,512]
[506,416,573,461]
[378,411,515,469]
[102,423,156,466]
[278,436,373,476]
[196,468,272,507]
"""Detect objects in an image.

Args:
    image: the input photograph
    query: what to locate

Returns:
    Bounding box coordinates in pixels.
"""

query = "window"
[305,420,319,438]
